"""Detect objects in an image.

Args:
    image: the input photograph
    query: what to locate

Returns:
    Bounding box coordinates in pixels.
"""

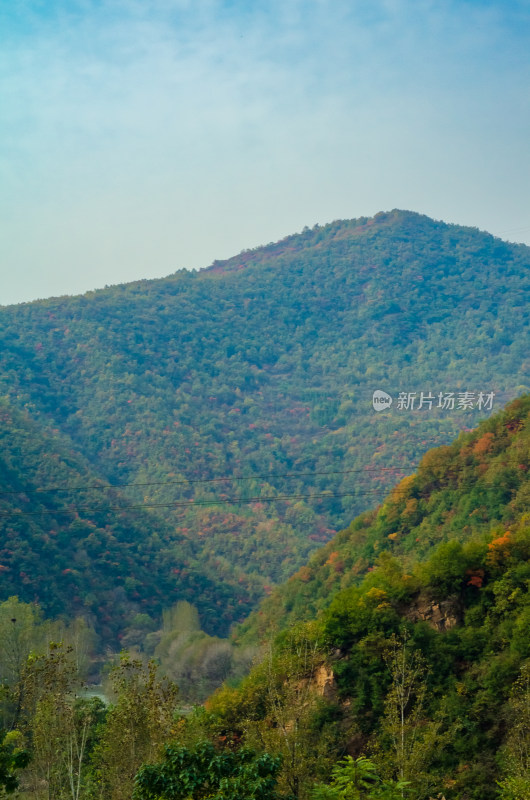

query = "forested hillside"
[201,395,530,800]
[0,401,261,639]
[0,210,529,640]
[236,394,530,640]
[0,397,527,800]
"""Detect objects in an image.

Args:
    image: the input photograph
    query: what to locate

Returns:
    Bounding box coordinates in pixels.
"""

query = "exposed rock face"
[407,595,461,632]
[314,664,335,699]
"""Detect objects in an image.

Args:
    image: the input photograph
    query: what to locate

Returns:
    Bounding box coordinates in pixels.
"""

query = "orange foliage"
[297,566,312,583]
[473,432,495,457]
[486,531,512,568]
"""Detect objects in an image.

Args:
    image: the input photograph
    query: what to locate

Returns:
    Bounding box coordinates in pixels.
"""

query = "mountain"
[0,209,529,640]
[0,400,260,640]
[206,396,530,800]
[235,393,530,642]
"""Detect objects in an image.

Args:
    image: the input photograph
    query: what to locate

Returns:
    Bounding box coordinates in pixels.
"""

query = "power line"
[0,454,526,499]
[0,465,414,497]
[0,491,355,517]
[0,476,524,519]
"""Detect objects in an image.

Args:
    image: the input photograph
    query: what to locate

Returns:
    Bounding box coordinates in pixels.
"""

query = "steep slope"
[207,398,530,800]
[0,210,529,636]
[235,394,530,642]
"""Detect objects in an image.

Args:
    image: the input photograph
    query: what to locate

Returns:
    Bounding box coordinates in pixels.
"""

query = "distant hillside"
[0,400,261,640]
[0,210,529,639]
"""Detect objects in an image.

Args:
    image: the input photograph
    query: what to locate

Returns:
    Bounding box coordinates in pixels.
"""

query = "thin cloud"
[1,1,529,303]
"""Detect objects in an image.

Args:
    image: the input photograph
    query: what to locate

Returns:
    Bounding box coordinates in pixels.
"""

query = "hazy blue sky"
[1,0,529,305]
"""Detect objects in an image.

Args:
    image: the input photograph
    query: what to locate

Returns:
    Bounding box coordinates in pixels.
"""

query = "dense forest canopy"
[195,395,530,800]
[236,394,530,642]
[0,210,529,642]
[0,397,528,800]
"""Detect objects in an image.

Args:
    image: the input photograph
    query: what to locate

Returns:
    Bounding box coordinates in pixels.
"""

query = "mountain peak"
[200,209,474,276]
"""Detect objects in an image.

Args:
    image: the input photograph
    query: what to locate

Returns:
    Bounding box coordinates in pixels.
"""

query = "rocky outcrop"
[406,595,461,632]
[314,663,336,699]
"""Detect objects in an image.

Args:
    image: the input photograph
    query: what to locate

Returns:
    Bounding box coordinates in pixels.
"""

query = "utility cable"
[0,477,525,519]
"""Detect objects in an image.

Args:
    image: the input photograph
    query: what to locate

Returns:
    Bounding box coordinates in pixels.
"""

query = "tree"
[242,626,338,800]
[0,729,30,794]
[0,597,48,729]
[133,740,281,800]
[311,756,409,800]
[497,664,530,800]
[154,602,235,703]
[94,653,178,800]
[20,641,101,800]
[371,635,449,799]
[0,598,43,688]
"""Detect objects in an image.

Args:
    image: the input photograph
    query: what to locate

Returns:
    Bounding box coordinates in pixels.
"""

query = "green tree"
[154,602,236,703]
[0,597,48,729]
[497,664,530,800]
[95,654,178,800]
[371,635,448,798]
[311,756,408,800]
[0,729,30,794]
[19,641,103,800]
[133,740,281,800]
[243,627,337,800]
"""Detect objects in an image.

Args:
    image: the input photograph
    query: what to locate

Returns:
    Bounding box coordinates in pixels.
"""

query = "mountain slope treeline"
[0,209,529,640]
[236,394,530,642]
[200,396,530,800]
[0,401,261,640]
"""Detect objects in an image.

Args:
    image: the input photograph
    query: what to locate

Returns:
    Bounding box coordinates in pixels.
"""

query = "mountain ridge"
[0,210,528,642]
[4,209,522,306]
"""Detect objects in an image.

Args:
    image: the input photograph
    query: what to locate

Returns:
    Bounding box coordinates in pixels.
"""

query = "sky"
[1,0,529,305]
